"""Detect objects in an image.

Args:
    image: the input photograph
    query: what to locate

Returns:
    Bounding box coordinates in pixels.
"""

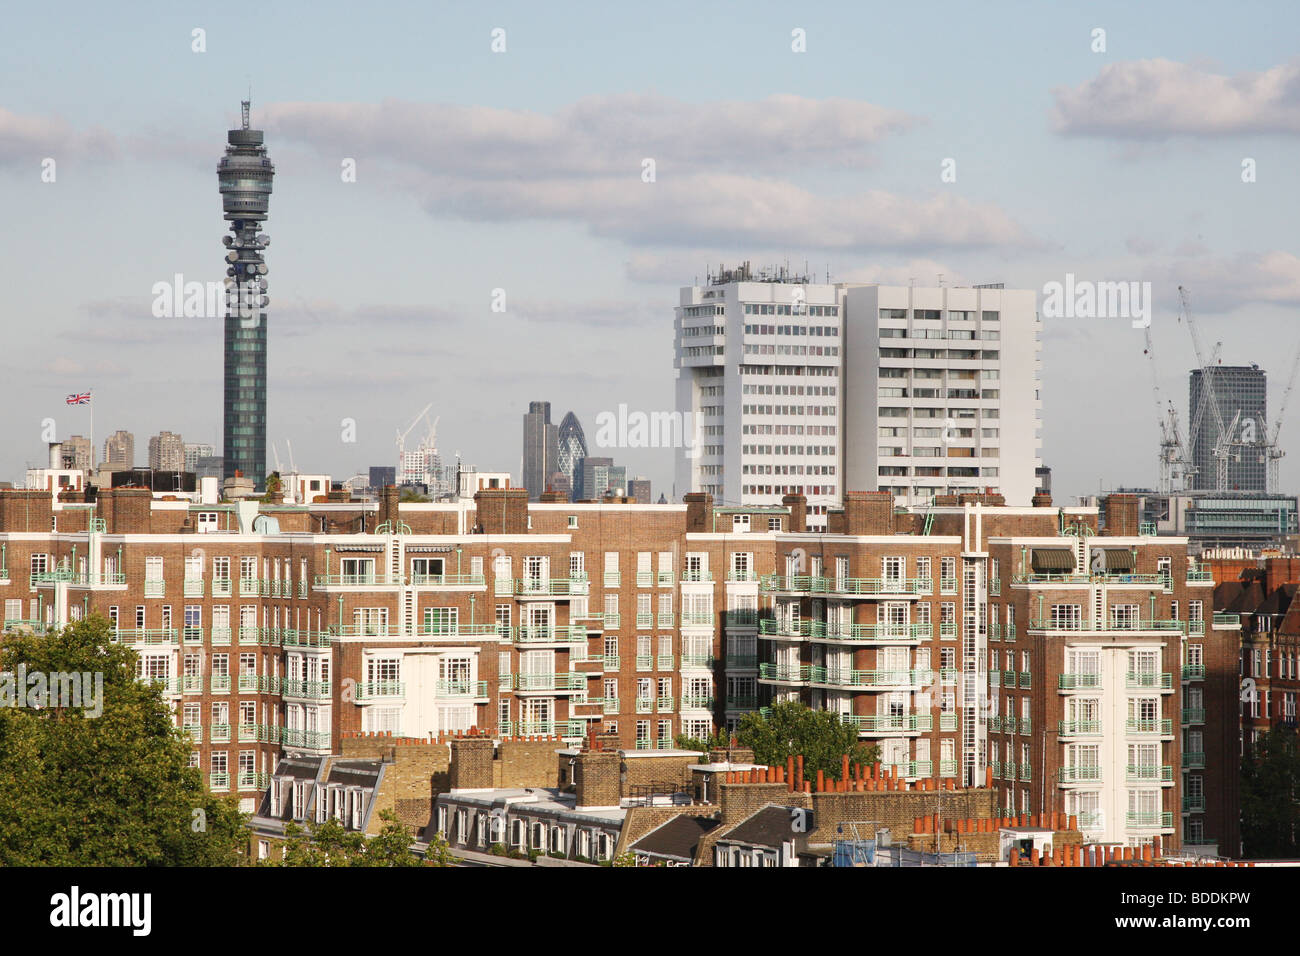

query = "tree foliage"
[0,615,247,865]
[1241,728,1300,858]
[674,727,730,753]
[276,809,425,867]
[735,701,880,782]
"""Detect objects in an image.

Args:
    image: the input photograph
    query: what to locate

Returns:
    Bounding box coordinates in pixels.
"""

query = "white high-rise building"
[674,265,845,526]
[674,269,1041,525]
[842,283,1041,507]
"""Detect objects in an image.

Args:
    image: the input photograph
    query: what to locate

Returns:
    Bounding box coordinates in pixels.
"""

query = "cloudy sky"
[3,0,1299,502]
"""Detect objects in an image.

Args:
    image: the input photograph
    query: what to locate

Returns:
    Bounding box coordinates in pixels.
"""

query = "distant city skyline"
[5,2,1300,502]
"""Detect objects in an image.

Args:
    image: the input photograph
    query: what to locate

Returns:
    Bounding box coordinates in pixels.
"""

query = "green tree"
[735,701,880,783]
[0,615,247,865]
[674,727,730,753]
[399,488,431,503]
[260,471,283,504]
[1241,728,1300,858]
[277,809,424,866]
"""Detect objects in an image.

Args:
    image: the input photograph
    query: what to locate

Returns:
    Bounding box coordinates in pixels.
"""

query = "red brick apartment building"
[0,486,1214,850]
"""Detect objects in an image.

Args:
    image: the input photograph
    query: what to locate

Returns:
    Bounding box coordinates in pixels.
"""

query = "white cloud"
[0,107,116,166]
[1052,58,1300,138]
[259,95,1033,252]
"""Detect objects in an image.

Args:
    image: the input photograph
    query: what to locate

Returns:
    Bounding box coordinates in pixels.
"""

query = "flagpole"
[89,387,95,471]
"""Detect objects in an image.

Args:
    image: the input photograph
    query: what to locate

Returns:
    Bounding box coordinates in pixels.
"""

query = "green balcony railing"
[281,728,332,750]
[1126,718,1173,735]
[681,695,714,710]
[144,580,166,597]
[208,724,231,743]
[211,577,233,597]
[209,772,231,792]
[355,681,405,701]
[725,654,757,668]
[1183,752,1206,769]
[1182,664,1205,680]
[681,654,713,669]
[238,771,272,792]
[181,723,202,743]
[1058,673,1102,690]
[435,679,490,697]
[635,655,653,671]
[512,625,587,644]
[314,574,405,588]
[658,612,675,628]
[1058,720,1102,736]
[282,679,332,699]
[603,655,620,671]
[760,574,928,596]
[635,613,653,628]
[1212,612,1240,628]
[179,675,203,693]
[210,627,233,645]
[209,675,232,693]
[657,571,674,586]
[939,713,957,732]
[840,714,932,734]
[1182,795,1206,813]
[1031,617,1184,633]
[726,696,757,710]
[939,759,959,777]
[1181,708,1205,725]
[238,723,282,744]
[1058,765,1102,783]
[603,571,621,587]
[1126,672,1173,690]
[1126,811,1174,829]
[114,628,178,645]
[681,570,713,583]
[636,571,654,587]
[939,622,957,638]
[657,696,674,712]
[513,673,584,692]
[239,579,260,597]
[410,573,487,587]
[635,697,653,713]
[1125,764,1174,783]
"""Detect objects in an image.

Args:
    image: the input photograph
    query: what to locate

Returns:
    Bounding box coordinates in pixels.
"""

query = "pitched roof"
[716,804,803,849]
[632,814,720,861]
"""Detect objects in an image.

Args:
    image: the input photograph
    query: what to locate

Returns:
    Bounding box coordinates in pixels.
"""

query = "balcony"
[758,663,930,689]
[238,723,281,744]
[1058,673,1102,690]
[939,623,957,639]
[1187,568,1214,583]
[1030,617,1184,634]
[209,724,231,743]
[282,679,332,700]
[604,572,621,587]
[435,679,490,697]
[939,713,957,732]
[840,714,932,734]
[603,655,620,672]
[657,696,674,713]
[183,578,204,597]
[418,623,498,639]
[1019,764,1032,782]
[210,675,231,693]
[514,673,585,692]
[681,654,713,669]
[939,577,957,593]
[658,612,675,628]
[180,675,203,693]
[280,629,333,648]
[114,628,178,645]
[681,570,713,583]
[355,681,405,702]
[209,772,231,792]
[723,610,758,627]
[635,697,653,713]
[210,627,233,645]
[658,571,674,586]
[760,574,929,597]
[603,698,620,714]
[1183,752,1206,769]
[635,655,653,671]
[1212,612,1240,629]
[1058,765,1102,783]
[238,675,281,695]
[1125,764,1174,783]
[939,759,959,776]
[1182,664,1205,681]
[680,611,714,627]
[281,728,332,750]
[144,580,165,598]
[1002,671,1015,688]
[1019,672,1032,689]
[1182,794,1206,813]
[939,668,958,685]
[211,577,233,597]
[725,654,757,668]
[1058,720,1102,736]
[758,619,928,643]
[314,573,406,589]
[636,613,653,628]
[681,695,714,710]
[1126,811,1174,829]
[239,578,260,597]
[1181,708,1205,725]
[410,574,487,588]
[726,695,757,710]
[512,625,587,644]
[726,570,759,583]
[1126,672,1174,691]
[636,571,654,587]
[238,771,271,792]
[1126,718,1173,735]
[181,723,202,743]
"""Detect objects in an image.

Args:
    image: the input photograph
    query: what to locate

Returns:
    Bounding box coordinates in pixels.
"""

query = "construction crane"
[396,402,434,483]
[1141,320,1193,492]
[1266,343,1300,493]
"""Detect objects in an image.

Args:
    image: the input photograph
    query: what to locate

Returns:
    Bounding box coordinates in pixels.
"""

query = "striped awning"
[1093,549,1135,572]
[1030,548,1075,572]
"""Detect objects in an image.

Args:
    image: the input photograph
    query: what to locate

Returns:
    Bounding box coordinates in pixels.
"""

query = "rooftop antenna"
[241,98,250,130]
[937,274,944,287]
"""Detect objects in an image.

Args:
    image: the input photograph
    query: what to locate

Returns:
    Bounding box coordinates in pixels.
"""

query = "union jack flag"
[65,393,90,405]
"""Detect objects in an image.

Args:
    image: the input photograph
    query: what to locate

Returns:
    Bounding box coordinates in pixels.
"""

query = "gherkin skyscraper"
[217,100,274,489]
